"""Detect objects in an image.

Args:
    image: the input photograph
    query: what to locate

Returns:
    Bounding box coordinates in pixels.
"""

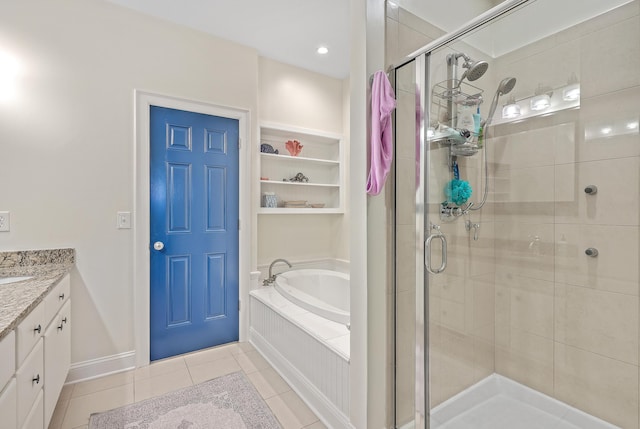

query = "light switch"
[0,212,9,232]
[117,211,131,229]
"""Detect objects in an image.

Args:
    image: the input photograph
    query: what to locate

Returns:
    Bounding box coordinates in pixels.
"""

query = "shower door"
[394,49,490,429]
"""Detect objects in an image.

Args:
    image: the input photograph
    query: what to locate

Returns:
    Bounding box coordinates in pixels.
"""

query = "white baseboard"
[66,350,136,384]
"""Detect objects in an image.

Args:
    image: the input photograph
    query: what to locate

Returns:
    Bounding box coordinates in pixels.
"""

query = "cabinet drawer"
[16,303,44,366]
[16,339,43,428]
[21,389,43,429]
[0,331,16,389]
[44,300,71,427]
[0,378,17,429]
[44,275,70,327]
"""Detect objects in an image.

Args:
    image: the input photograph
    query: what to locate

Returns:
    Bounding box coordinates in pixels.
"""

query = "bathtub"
[274,269,350,326]
[249,268,351,428]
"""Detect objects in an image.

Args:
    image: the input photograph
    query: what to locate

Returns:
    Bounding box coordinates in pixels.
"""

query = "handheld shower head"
[497,77,517,95]
[485,77,517,124]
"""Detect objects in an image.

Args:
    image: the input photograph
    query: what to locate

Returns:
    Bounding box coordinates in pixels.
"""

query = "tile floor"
[48,342,327,429]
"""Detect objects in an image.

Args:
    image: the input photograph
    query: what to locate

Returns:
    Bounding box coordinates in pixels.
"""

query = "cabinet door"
[0,378,17,429]
[0,331,16,390]
[44,274,70,327]
[43,300,70,427]
[16,339,43,428]
[21,390,43,429]
[16,304,44,365]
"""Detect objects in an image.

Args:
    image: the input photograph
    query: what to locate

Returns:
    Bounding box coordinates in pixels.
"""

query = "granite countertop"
[0,249,75,341]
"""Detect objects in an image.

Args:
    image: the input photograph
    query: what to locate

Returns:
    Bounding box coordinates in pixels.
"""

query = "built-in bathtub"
[274,269,350,326]
[249,269,351,429]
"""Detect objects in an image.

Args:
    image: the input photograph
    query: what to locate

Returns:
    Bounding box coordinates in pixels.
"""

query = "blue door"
[150,106,239,361]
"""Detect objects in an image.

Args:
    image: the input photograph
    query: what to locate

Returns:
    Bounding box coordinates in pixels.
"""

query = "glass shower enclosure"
[393,0,640,428]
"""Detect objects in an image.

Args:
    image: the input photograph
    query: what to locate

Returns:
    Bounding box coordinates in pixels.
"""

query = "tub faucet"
[263,258,292,286]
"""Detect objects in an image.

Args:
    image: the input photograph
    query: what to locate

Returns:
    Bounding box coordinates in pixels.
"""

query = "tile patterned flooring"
[48,342,326,429]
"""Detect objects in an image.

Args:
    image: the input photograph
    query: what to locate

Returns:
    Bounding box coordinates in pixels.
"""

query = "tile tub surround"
[0,248,75,340]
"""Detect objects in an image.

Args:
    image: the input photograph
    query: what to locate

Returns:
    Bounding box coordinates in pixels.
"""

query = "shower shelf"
[432,79,484,104]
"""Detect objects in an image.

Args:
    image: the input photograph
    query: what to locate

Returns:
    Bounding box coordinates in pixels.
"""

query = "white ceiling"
[103,0,351,79]
[101,0,504,79]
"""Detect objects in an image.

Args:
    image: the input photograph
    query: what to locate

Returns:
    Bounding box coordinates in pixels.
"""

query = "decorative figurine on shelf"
[283,172,309,183]
[285,139,303,156]
[260,143,279,154]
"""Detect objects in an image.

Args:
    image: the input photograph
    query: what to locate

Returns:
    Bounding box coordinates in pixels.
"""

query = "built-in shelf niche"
[258,122,344,214]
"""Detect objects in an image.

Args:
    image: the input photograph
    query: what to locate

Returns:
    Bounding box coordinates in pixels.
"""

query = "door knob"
[153,241,165,251]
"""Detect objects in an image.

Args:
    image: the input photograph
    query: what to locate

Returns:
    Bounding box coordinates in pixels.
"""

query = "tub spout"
[263,258,292,286]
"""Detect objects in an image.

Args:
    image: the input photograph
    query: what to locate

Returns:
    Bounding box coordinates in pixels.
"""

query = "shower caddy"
[429,79,484,221]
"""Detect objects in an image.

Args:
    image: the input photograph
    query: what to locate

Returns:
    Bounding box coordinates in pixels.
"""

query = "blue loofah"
[445,179,472,206]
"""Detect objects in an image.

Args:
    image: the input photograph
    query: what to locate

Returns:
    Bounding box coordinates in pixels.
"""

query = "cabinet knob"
[33,324,41,334]
[32,374,40,384]
[585,248,599,257]
[584,185,598,195]
[58,317,68,330]
[59,293,65,300]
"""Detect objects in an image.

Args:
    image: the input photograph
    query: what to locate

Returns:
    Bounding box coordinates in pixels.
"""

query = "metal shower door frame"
[414,52,430,429]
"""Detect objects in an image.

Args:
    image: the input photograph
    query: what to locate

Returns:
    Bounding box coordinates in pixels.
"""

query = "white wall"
[257,58,349,266]
[0,0,258,365]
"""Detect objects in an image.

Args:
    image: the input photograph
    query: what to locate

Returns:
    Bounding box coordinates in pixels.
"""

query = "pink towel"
[366,71,396,196]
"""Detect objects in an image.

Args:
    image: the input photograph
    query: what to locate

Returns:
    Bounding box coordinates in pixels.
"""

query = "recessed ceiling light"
[317,46,329,55]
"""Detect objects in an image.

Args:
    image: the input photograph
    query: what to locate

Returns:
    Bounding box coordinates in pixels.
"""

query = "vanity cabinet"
[43,299,71,425]
[0,273,71,429]
[258,123,344,214]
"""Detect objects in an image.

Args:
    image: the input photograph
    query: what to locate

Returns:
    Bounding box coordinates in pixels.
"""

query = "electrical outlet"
[0,211,10,232]
[117,211,131,229]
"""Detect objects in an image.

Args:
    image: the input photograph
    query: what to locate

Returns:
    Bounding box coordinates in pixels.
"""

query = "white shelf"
[258,122,345,214]
[260,153,339,166]
[260,180,339,188]
[257,208,344,214]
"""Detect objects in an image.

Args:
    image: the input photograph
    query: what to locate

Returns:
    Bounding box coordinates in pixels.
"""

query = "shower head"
[485,77,517,125]
[460,58,489,82]
[497,77,517,95]
[448,52,489,88]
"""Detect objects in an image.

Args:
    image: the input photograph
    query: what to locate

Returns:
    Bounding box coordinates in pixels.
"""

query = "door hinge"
[238,138,242,149]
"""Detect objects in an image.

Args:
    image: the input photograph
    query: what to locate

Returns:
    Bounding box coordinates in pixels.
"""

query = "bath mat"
[88,371,281,429]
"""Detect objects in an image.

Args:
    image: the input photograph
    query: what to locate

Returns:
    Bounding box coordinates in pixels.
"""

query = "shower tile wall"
[492,2,640,428]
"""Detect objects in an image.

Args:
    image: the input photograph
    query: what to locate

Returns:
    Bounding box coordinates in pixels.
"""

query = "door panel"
[150,106,239,361]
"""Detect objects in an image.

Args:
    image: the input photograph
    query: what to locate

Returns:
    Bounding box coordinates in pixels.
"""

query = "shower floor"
[425,374,618,429]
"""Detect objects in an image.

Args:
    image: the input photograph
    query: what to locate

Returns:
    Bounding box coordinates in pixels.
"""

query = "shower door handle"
[425,231,447,275]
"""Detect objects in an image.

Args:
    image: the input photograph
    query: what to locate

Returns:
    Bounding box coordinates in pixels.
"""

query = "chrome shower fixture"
[484,77,517,126]
[448,52,489,87]
[467,76,517,213]
[460,58,489,82]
